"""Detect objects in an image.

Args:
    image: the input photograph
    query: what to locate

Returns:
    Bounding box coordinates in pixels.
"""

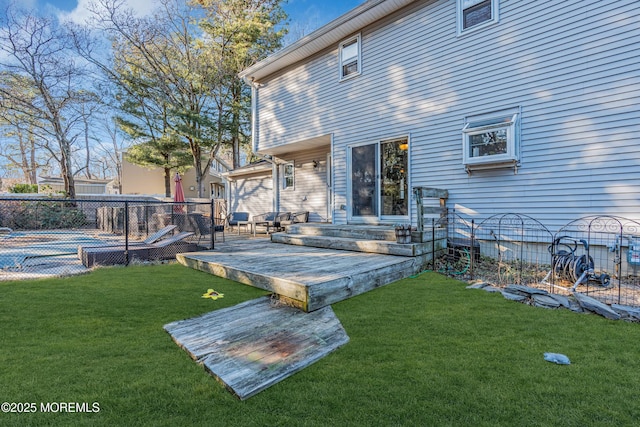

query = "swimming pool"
[0,230,117,270]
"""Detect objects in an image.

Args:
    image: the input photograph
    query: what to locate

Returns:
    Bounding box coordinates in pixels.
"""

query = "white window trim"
[456,0,499,36]
[282,162,295,190]
[462,108,520,173]
[339,33,361,81]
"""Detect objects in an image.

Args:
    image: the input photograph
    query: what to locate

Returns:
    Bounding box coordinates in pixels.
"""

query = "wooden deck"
[169,228,437,399]
[177,238,422,312]
[164,296,349,400]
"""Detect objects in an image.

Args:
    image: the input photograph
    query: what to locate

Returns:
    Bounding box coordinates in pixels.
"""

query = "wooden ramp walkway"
[164,296,349,400]
[177,239,420,312]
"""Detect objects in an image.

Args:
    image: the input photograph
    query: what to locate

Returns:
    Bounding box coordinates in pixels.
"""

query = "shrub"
[2,200,87,230]
[9,183,38,193]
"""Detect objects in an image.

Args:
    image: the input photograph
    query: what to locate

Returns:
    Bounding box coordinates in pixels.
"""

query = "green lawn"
[1,264,639,426]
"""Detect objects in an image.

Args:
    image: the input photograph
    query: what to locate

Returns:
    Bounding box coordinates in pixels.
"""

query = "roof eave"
[239,0,415,83]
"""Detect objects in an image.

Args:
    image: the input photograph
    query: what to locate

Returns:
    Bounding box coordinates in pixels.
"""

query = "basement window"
[462,109,519,172]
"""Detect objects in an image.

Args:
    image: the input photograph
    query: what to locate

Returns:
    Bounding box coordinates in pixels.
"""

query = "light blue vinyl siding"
[255,0,640,228]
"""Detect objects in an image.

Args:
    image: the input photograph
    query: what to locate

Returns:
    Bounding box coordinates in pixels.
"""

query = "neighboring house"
[120,155,229,199]
[38,176,117,195]
[239,0,640,230]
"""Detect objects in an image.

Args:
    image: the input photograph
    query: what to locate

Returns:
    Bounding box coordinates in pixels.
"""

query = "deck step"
[271,233,440,257]
[285,224,397,241]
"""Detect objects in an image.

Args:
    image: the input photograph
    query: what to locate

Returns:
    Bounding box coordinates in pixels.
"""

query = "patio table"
[236,220,252,235]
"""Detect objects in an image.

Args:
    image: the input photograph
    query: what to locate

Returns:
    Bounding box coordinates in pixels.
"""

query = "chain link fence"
[0,197,225,280]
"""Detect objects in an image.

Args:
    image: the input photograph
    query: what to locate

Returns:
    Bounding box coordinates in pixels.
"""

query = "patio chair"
[79,231,197,268]
[226,212,250,233]
[193,213,225,245]
[252,212,290,235]
[142,224,178,244]
[280,211,309,228]
[77,225,179,255]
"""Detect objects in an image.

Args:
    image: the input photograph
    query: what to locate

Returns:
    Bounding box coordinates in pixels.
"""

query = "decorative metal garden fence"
[440,211,640,307]
[545,216,640,306]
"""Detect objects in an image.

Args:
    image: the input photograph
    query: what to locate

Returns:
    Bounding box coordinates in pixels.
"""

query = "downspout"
[251,83,258,153]
[272,161,280,213]
[244,77,261,154]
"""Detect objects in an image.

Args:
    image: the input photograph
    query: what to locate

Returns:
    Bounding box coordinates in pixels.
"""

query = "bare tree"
[71,0,217,197]
[72,0,287,197]
[91,116,127,191]
[0,81,45,184]
[0,122,41,184]
[0,6,95,198]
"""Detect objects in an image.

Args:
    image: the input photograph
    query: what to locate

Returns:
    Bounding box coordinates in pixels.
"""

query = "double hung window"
[339,34,361,80]
[282,163,294,189]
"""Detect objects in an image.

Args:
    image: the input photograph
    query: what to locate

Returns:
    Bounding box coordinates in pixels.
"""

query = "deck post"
[413,186,449,232]
[414,187,424,232]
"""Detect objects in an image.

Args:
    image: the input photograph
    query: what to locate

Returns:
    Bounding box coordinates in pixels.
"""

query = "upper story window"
[339,34,361,81]
[462,108,520,172]
[282,163,294,189]
[457,0,499,34]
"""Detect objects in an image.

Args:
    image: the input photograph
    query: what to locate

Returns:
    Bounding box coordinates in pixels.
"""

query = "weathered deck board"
[164,296,349,400]
[177,239,421,311]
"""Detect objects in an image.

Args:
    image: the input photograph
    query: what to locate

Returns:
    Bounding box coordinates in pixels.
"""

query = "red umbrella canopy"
[173,173,185,212]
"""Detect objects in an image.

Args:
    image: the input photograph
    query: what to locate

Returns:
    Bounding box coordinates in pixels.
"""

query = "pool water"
[0,232,109,269]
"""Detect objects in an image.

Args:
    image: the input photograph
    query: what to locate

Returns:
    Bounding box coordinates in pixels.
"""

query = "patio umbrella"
[173,173,185,213]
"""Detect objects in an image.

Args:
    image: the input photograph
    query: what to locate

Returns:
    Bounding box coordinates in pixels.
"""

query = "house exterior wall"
[229,172,274,219]
[276,146,331,222]
[38,181,109,195]
[121,160,166,195]
[253,0,640,230]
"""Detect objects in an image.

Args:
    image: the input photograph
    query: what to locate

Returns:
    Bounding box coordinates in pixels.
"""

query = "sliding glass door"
[349,138,408,222]
[350,144,378,218]
[380,138,408,218]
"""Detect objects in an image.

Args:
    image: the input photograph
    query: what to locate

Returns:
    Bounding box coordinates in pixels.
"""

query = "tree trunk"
[54,118,76,198]
[164,166,172,197]
[28,135,37,184]
[62,158,76,199]
[231,82,242,168]
[83,112,93,179]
